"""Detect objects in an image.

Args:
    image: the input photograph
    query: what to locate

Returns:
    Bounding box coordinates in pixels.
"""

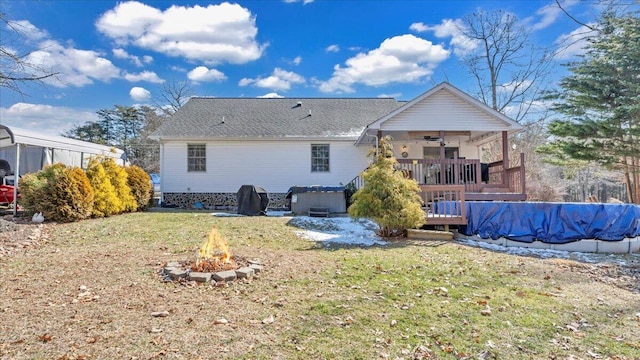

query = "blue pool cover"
[454,202,640,244]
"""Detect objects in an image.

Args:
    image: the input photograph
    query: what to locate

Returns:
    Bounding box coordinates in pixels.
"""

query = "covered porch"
[350,83,527,227]
[392,130,526,201]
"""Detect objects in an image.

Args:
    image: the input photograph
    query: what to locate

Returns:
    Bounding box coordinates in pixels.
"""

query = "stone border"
[161,260,264,284]
[454,233,640,254]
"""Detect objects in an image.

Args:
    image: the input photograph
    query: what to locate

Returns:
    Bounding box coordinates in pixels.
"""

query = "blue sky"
[0,0,619,134]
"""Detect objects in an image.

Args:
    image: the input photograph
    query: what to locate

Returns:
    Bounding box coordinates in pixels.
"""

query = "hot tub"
[286,186,346,215]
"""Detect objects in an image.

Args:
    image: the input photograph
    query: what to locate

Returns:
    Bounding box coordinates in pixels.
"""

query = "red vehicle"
[0,185,18,204]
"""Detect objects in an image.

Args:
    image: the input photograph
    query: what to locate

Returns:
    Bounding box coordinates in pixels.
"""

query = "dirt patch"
[0,218,51,258]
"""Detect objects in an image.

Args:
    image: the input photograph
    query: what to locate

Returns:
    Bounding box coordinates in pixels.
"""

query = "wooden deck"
[346,154,527,227]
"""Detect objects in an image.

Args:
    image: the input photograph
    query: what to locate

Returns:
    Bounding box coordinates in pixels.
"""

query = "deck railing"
[396,158,484,192]
[346,153,526,196]
[420,184,467,226]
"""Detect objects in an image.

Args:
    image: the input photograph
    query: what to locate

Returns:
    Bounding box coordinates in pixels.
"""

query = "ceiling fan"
[424,136,445,146]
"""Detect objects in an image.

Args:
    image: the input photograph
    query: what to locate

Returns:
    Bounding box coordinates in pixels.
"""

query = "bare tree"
[153,80,194,116]
[456,9,562,200]
[457,9,553,123]
[0,12,58,96]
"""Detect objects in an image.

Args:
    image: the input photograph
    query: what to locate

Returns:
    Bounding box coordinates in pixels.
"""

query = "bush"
[86,158,122,217]
[101,158,137,213]
[19,164,94,222]
[348,136,425,237]
[125,165,153,211]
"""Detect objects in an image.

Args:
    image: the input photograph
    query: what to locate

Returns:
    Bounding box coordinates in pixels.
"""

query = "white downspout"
[364,132,379,156]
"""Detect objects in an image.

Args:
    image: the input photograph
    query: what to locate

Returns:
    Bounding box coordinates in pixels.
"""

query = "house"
[151,82,525,213]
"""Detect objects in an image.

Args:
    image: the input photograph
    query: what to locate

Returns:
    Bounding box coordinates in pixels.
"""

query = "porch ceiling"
[363,130,500,145]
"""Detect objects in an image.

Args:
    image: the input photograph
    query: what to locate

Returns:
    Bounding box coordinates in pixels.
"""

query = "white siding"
[161,140,369,193]
[381,89,509,132]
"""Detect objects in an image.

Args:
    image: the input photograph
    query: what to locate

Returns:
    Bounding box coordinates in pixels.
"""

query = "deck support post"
[501,131,509,186]
[439,130,446,185]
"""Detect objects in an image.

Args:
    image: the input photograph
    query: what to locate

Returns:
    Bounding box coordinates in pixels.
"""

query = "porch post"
[439,130,446,185]
[520,152,526,194]
[501,131,509,186]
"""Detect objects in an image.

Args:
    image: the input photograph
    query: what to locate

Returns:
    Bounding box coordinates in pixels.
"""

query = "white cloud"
[377,93,401,99]
[413,19,478,57]
[3,21,133,89]
[239,68,305,91]
[291,56,302,65]
[112,48,153,67]
[525,0,579,31]
[554,24,598,60]
[129,86,151,101]
[187,66,226,82]
[326,44,340,53]
[257,92,284,98]
[409,22,429,32]
[26,39,120,88]
[96,1,265,65]
[283,0,314,4]
[499,79,533,93]
[11,20,49,41]
[123,70,163,83]
[318,34,450,93]
[0,103,99,135]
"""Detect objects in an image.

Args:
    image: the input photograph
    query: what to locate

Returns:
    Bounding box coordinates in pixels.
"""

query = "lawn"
[1,212,639,359]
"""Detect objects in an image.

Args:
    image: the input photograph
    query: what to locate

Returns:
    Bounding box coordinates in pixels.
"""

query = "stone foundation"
[162,192,289,210]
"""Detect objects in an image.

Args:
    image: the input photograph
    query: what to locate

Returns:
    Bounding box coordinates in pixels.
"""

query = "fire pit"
[161,227,263,284]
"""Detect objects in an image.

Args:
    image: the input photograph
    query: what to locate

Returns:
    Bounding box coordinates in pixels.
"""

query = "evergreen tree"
[538,13,640,203]
[348,136,425,237]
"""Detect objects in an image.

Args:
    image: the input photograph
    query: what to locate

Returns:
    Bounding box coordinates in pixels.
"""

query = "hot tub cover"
[237,185,269,216]
[286,186,345,198]
[456,201,640,243]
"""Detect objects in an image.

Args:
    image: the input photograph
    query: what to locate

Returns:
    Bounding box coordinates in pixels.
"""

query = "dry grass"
[0,212,639,359]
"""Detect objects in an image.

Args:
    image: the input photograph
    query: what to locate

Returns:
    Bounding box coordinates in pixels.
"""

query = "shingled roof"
[152,97,404,139]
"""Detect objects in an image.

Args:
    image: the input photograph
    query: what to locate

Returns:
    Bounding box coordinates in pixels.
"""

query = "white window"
[188,144,206,172]
[311,144,330,172]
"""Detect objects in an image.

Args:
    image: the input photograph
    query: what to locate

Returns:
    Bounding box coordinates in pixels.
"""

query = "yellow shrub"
[125,165,153,211]
[101,158,137,213]
[86,158,121,217]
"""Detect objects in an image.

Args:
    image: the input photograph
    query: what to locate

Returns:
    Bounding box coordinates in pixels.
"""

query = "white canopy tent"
[0,125,126,216]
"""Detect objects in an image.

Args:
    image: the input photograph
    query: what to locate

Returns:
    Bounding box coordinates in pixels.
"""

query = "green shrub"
[18,164,94,222]
[19,171,50,216]
[125,165,153,211]
[348,136,425,237]
[86,158,121,217]
[101,158,137,213]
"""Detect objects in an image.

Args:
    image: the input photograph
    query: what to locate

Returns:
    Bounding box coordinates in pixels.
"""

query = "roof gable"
[365,82,523,132]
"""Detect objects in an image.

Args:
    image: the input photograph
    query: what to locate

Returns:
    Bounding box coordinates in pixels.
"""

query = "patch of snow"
[290,216,387,247]
[211,212,245,217]
[211,211,291,217]
[266,211,290,217]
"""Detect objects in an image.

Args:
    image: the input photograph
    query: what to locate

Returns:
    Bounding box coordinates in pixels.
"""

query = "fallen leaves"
[213,318,228,325]
[38,333,52,343]
[262,314,275,324]
[151,311,170,318]
[480,306,492,316]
